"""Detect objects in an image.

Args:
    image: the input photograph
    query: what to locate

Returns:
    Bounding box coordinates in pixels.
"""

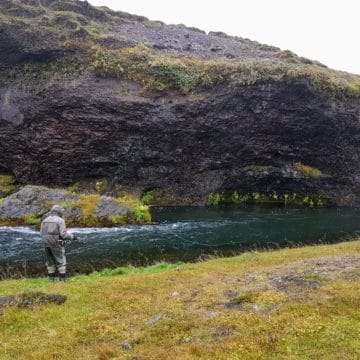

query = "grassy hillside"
[1,0,360,98]
[1,241,359,359]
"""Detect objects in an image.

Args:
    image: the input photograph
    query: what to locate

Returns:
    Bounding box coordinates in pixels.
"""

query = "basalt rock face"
[0,0,360,206]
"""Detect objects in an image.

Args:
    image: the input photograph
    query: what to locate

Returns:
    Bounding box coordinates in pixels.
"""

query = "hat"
[50,205,65,217]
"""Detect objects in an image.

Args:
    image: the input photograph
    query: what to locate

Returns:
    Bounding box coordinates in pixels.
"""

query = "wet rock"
[94,196,129,218]
[0,292,67,308]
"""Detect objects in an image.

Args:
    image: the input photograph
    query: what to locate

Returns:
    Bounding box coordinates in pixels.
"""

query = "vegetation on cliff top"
[91,45,360,98]
[1,240,359,359]
[1,0,359,99]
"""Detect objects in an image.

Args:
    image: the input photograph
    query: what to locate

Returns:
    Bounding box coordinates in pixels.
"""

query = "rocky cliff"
[1,0,360,206]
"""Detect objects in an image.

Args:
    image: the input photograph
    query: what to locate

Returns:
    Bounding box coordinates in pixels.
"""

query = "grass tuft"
[293,162,323,178]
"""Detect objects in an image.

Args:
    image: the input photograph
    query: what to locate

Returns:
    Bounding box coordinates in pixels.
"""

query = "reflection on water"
[1,206,360,277]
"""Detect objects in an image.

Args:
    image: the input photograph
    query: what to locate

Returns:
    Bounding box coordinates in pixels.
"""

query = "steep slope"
[0,0,360,205]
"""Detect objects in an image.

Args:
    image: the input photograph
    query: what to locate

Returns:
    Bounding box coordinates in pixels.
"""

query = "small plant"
[141,191,154,205]
[293,162,322,178]
[95,180,107,194]
[231,191,239,202]
[317,198,324,207]
[284,194,289,204]
[207,193,221,205]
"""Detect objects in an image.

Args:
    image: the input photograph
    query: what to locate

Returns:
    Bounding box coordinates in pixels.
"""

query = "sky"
[88,0,360,75]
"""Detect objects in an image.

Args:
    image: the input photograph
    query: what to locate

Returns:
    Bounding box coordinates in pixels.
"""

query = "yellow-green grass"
[91,45,360,98]
[1,241,360,359]
[0,175,16,195]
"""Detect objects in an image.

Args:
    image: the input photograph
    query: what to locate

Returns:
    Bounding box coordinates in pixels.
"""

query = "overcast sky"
[88,0,359,75]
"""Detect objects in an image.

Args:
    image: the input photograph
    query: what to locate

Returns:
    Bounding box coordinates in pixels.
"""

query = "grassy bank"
[1,241,360,359]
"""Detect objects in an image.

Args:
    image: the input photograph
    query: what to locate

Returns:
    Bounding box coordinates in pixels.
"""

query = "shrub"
[133,204,151,223]
[22,214,41,226]
[141,191,154,205]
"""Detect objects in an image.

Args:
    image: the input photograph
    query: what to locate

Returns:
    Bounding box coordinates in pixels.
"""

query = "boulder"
[94,196,129,218]
[0,186,78,219]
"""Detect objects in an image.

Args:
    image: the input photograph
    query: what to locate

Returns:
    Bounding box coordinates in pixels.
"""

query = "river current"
[1,206,359,277]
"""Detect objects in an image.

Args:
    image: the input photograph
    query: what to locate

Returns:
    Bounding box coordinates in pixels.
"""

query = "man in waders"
[40,205,79,282]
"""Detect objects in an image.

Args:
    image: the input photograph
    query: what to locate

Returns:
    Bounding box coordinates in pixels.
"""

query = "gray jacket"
[40,214,74,248]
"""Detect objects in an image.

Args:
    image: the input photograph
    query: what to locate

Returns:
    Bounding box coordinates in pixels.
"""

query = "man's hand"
[72,235,80,241]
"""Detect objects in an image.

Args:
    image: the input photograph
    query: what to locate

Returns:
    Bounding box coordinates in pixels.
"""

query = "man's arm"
[58,218,75,240]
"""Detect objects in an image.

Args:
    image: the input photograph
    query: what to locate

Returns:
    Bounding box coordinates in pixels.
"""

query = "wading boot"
[59,273,67,282]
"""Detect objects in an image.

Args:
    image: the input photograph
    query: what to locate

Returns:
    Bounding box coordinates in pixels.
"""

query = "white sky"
[88,0,360,75]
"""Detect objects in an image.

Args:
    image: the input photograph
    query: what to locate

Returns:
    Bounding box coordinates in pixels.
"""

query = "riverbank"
[0,182,152,227]
[1,240,359,359]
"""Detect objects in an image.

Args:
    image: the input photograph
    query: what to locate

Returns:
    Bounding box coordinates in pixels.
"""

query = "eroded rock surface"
[0,0,359,205]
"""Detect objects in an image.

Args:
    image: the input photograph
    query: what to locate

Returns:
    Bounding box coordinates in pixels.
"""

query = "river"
[1,206,359,278]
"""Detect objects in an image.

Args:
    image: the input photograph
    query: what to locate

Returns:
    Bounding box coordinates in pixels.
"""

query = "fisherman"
[40,205,79,282]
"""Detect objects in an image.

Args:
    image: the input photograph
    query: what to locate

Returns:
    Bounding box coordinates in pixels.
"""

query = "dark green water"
[1,206,359,278]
